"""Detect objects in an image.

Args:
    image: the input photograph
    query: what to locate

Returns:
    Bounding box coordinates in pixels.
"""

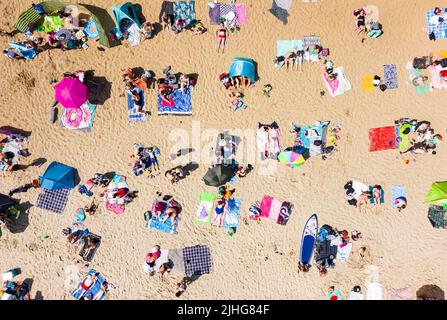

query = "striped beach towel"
[127,89,147,123]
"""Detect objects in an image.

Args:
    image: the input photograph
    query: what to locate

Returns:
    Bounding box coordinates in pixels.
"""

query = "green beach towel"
[43,15,63,32]
[195,192,220,226]
[409,69,430,96]
[398,124,412,151]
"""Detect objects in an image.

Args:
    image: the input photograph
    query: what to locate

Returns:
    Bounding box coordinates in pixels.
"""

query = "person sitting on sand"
[162,206,179,224]
[161,12,172,31]
[357,192,371,212]
[175,279,187,297]
[216,22,228,53]
[372,185,382,206]
[179,74,190,93]
[353,8,366,33]
[140,21,154,40]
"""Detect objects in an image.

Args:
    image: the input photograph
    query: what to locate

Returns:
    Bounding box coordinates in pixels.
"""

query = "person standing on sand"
[216,22,228,53]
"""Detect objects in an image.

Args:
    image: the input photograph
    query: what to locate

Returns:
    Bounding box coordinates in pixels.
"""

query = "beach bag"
[321,48,330,57]
[429,32,436,41]
[379,84,387,92]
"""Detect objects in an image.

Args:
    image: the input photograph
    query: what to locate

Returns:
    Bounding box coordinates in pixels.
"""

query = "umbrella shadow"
[7,201,33,234]
[0,126,32,137]
[84,72,112,105]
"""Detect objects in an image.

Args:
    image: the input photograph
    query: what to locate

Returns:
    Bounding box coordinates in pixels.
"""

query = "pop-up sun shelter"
[39,161,75,190]
[425,181,447,207]
[112,2,142,29]
[15,1,111,48]
[228,57,256,83]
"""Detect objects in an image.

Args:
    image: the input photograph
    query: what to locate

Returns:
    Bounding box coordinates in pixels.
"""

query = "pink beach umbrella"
[54,78,88,108]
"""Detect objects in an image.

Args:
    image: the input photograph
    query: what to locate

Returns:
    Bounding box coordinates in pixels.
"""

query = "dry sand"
[0,0,447,300]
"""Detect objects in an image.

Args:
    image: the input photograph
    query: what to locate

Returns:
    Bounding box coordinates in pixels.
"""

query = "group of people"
[161,12,205,36]
[122,67,152,116]
[130,143,161,178]
[157,66,194,106]
[399,120,442,156]
[345,181,385,212]
[0,133,34,176]
[72,272,115,300]
[274,44,327,71]
[145,194,182,226]
[353,7,383,40]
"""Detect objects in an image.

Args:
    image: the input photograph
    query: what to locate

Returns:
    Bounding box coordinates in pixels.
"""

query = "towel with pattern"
[182,245,213,277]
[220,3,236,25]
[426,9,447,40]
[157,87,192,115]
[36,189,70,214]
[208,2,221,24]
[383,64,398,89]
[173,1,196,28]
[61,102,96,131]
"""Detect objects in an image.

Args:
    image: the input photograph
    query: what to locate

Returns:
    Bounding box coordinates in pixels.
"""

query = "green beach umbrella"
[425,182,447,207]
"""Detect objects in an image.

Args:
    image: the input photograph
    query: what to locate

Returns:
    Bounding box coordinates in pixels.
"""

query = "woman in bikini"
[158,81,173,106]
[284,51,296,71]
[216,22,228,53]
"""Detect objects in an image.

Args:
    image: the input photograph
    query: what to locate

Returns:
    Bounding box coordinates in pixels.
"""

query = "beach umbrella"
[54,78,88,108]
[203,165,235,187]
[425,181,447,207]
[278,151,305,168]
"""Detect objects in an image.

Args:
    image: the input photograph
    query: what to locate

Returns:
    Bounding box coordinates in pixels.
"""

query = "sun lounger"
[127,89,147,123]
[157,87,192,115]
[368,126,397,152]
[383,64,398,89]
[79,233,101,262]
[391,185,406,208]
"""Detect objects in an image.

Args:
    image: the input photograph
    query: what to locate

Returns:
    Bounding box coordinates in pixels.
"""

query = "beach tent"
[40,161,75,190]
[228,57,256,83]
[203,165,235,187]
[425,182,447,206]
[14,1,111,48]
[112,2,142,30]
[0,194,18,213]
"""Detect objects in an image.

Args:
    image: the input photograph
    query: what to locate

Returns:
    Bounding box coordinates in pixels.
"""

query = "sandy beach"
[1,0,447,300]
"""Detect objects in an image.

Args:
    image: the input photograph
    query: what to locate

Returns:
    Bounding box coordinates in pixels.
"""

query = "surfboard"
[299,214,318,265]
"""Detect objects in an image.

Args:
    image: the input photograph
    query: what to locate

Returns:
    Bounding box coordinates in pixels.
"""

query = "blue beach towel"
[276,40,303,57]
[8,42,37,60]
[383,64,398,89]
[71,269,107,300]
[392,185,406,208]
[157,87,192,115]
[127,89,147,123]
[148,213,178,234]
[223,198,241,229]
[426,9,447,40]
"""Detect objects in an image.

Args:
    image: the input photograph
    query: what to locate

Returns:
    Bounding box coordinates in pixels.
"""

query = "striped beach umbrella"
[278,151,305,168]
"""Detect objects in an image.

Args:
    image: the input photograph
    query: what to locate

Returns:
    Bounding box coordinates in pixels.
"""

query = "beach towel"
[397,123,412,151]
[182,245,212,277]
[105,201,125,215]
[391,185,406,208]
[215,133,236,165]
[235,4,248,25]
[362,75,374,93]
[406,63,430,96]
[257,127,281,160]
[276,40,303,57]
[426,9,447,40]
[127,89,147,123]
[173,1,196,27]
[157,88,192,115]
[366,282,383,300]
[323,67,352,97]
[259,195,292,225]
[369,185,384,204]
[160,1,175,22]
[223,198,241,229]
[351,181,369,200]
[383,64,398,89]
[208,2,221,24]
[43,15,63,32]
[79,233,101,262]
[428,65,447,89]
[127,23,141,46]
[148,213,178,234]
[336,242,353,262]
[303,35,321,50]
[315,239,338,264]
[428,205,447,228]
[71,269,107,300]
[7,42,37,60]
[36,189,70,214]
[368,126,396,152]
[60,102,96,131]
[220,3,236,25]
[269,0,290,25]
[196,192,220,226]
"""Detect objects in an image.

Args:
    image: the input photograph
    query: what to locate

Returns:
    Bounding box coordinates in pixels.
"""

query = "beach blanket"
[159,1,175,22]
[362,75,374,93]
[257,127,281,160]
[79,233,101,262]
[428,205,447,229]
[71,269,107,300]
[182,245,212,277]
[105,201,125,214]
[369,185,384,204]
[173,1,196,28]
[383,64,398,89]
[220,3,236,26]
[336,242,353,262]
[235,4,248,25]
[60,102,96,131]
[269,0,291,25]
[127,23,141,46]
[426,9,447,40]
[428,65,447,89]
[223,198,241,229]
[259,195,292,225]
[127,89,146,123]
[315,239,338,264]
[351,181,369,200]
[148,213,178,234]
[208,2,221,24]
[196,192,220,226]
[323,67,352,97]
[215,132,236,165]
[368,126,396,152]
[158,88,192,115]
[36,189,70,214]
[391,185,406,208]
[276,40,303,57]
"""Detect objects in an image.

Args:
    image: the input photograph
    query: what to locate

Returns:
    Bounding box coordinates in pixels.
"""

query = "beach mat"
[259,195,292,225]
[368,126,396,152]
[173,1,196,28]
[36,189,70,214]
[223,198,241,229]
[383,64,398,89]
[127,90,147,123]
[79,233,101,262]
[362,75,374,93]
[196,192,220,226]
[157,88,192,115]
[269,0,289,25]
[61,102,96,131]
[71,269,107,300]
[182,245,212,277]
[235,4,248,25]
[428,205,447,229]
[336,242,353,262]
[220,3,236,25]
[148,211,178,234]
[397,123,412,151]
[391,185,406,208]
[426,9,447,40]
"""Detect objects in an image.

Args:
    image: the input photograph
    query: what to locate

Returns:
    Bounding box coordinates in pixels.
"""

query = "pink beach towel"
[268,198,283,223]
[210,198,225,227]
[106,201,125,215]
[235,4,248,25]
[259,195,273,218]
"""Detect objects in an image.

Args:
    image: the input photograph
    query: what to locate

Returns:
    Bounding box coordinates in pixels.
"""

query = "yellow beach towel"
[433,50,447,60]
[362,75,374,93]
